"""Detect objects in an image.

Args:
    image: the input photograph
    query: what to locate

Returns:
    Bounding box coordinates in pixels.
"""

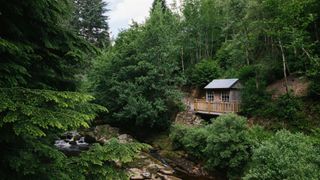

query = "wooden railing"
[194,99,240,114]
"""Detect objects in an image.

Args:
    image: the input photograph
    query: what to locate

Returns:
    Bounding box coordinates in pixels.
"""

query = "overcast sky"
[106,0,179,38]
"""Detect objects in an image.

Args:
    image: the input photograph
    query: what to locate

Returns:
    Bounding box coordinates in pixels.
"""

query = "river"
[54,125,222,180]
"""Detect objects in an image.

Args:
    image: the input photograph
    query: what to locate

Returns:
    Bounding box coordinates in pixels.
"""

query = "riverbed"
[54,125,221,179]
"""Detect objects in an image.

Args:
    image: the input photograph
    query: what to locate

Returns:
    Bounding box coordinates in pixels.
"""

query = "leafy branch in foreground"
[69,139,150,179]
[0,88,148,179]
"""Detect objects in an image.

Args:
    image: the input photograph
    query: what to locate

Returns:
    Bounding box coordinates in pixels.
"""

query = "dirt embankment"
[267,75,310,98]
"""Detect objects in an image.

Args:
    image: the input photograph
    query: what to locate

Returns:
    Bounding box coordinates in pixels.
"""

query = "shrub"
[170,124,208,159]
[247,125,272,148]
[186,59,221,87]
[244,130,320,179]
[170,124,189,149]
[273,94,304,121]
[204,114,250,177]
[181,127,208,158]
[308,57,320,99]
[238,66,256,82]
[240,79,271,117]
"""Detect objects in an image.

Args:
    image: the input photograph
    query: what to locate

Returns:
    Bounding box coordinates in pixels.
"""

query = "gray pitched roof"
[204,79,239,89]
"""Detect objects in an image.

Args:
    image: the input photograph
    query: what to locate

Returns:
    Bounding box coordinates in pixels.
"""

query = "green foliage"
[170,124,208,159]
[71,0,110,48]
[68,139,150,180]
[309,56,320,98]
[169,124,189,149]
[271,94,306,125]
[204,114,250,177]
[0,88,106,135]
[89,4,184,130]
[247,125,272,148]
[0,0,146,179]
[244,130,320,180]
[186,60,221,87]
[0,88,106,178]
[0,0,93,90]
[151,0,168,12]
[0,88,149,179]
[240,79,271,117]
[170,114,252,178]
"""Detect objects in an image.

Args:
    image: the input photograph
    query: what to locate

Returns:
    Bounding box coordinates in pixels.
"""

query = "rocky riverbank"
[54,124,215,180]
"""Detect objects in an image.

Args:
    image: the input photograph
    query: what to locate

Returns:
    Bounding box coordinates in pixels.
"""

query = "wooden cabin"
[194,79,242,115]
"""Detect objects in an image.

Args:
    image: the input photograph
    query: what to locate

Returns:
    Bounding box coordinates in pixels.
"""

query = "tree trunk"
[244,27,250,65]
[315,22,320,42]
[278,39,289,94]
[210,31,214,58]
[181,48,185,73]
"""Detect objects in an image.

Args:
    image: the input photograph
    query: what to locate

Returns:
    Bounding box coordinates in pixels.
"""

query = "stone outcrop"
[79,124,120,144]
[127,152,182,180]
[175,111,203,126]
[58,124,213,179]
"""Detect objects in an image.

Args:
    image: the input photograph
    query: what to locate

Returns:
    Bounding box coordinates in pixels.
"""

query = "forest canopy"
[1,0,320,179]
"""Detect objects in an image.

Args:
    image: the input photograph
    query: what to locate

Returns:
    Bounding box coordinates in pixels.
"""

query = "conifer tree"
[151,0,168,12]
[72,0,110,48]
[0,0,145,178]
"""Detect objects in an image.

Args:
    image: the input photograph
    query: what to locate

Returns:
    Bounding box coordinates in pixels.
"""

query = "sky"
[106,0,179,38]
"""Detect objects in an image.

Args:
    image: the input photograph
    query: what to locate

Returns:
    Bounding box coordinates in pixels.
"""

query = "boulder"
[174,112,203,126]
[79,125,120,144]
[94,124,120,140]
[157,173,182,180]
[128,168,144,180]
[83,134,96,144]
[159,168,174,175]
[118,134,133,143]
[147,163,165,172]
[142,172,151,178]
[69,141,77,145]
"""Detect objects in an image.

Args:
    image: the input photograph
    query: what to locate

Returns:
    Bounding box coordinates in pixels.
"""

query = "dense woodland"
[1,0,320,179]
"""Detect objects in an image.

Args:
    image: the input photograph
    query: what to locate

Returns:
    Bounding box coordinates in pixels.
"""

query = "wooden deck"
[194,99,240,115]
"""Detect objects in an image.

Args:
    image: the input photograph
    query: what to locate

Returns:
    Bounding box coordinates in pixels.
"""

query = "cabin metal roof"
[204,79,239,89]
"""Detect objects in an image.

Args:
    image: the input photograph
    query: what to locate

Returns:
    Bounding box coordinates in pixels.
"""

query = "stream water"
[54,129,218,179]
[54,131,90,156]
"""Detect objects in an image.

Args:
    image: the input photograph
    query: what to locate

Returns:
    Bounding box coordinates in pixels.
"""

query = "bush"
[181,127,208,158]
[247,125,272,148]
[186,59,221,87]
[308,57,320,99]
[310,77,320,99]
[240,79,271,117]
[170,124,189,149]
[204,114,250,177]
[170,124,208,159]
[244,130,320,179]
[273,94,304,121]
[238,66,257,82]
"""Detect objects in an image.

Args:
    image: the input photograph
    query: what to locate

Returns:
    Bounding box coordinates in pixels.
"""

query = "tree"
[90,3,184,130]
[204,114,250,178]
[0,0,93,91]
[0,0,145,178]
[151,0,168,12]
[186,59,221,87]
[170,124,208,159]
[244,130,320,179]
[72,0,110,48]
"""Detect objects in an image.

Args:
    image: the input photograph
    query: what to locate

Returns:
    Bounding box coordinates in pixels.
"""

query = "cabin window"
[221,91,230,102]
[207,91,214,102]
